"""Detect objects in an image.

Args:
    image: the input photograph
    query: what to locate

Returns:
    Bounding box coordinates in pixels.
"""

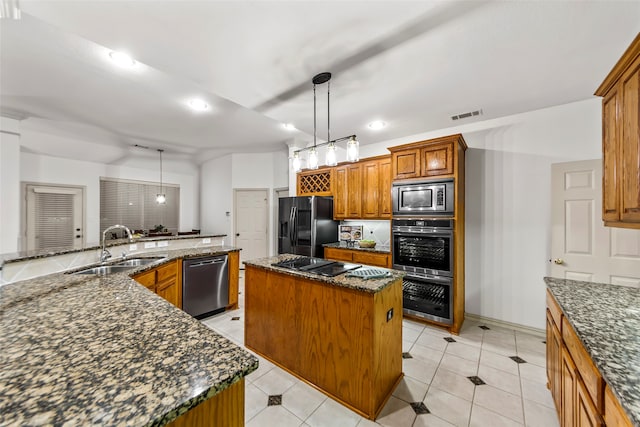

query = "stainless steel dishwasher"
[182,255,229,318]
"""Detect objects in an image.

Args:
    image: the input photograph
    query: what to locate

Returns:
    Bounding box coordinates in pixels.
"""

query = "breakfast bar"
[243,254,404,420]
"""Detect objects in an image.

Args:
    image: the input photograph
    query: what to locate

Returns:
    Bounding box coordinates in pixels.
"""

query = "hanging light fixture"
[156,149,166,204]
[290,72,359,171]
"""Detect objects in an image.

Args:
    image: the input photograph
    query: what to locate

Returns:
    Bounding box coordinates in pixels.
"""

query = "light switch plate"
[157,241,168,247]
[144,242,156,249]
[129,244,137,251]
[202,238,211,244]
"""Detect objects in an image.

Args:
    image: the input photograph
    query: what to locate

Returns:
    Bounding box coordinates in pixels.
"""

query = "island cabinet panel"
[166,378,244,427]
[227,250,239,309]
[244,266,403,420]
[604,385,634,427]
[546,310,562,415]
[577,376,604,427]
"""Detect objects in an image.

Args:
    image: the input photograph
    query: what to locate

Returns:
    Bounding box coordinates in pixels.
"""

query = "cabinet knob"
[553,258,564,265]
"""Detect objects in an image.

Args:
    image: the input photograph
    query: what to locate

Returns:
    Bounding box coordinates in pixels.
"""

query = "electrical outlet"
[202,238,211,244]
[144,242,156,249]
[157,241,169,247]
[386,308,394,322]
[129,244,137,251]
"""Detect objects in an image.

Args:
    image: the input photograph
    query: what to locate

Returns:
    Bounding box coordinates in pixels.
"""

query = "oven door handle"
[393,231,452,238]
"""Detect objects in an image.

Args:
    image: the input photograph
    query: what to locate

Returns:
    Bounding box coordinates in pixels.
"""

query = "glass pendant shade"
[325,143,337,166]
[156,194,166,204]
[292,152,302,172]
[347,137,359,162]
[308,147,319,170]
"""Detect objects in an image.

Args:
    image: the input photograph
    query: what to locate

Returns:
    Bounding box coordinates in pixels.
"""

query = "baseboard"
[464,312,545,337]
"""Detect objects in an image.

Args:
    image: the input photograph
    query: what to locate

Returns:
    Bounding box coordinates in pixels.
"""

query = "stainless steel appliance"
[182,255,229,318]
[278,196,339,257]
[392,218,454,325]
[271,256,361,277]
[392,179,454,216]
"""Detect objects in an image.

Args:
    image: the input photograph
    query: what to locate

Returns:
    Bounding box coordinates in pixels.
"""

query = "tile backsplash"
[340,220,391,247]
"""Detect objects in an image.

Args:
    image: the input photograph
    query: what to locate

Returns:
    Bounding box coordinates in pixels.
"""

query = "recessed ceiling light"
[367,120,386,130]
[283,123,296,131]
[108,51,136,68]
[188,99,209,112]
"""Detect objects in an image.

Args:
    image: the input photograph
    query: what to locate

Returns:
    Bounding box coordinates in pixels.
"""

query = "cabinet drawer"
[324,248,354,262]
[134,270,156,289]
[352,251,390,268]
[546,290,563,331]
[562,317,603,410]
[157,261,177,283]
[604,384,633,427]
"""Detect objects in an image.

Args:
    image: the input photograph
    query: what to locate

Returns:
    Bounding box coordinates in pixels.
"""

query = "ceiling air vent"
[451,109,483,121]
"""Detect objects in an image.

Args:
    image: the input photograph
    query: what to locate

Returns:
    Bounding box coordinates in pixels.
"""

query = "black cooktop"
[272,257,361,277]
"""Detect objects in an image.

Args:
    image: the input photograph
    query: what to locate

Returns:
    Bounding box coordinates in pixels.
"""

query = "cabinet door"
[324,247,354,263]
[562,346,577,427]
[362,160,380,218]
[347,164,362,218]
[392,149,420,180]
[227,251,239,309]
[421,142,454,177]
[604,384,633,427]
[352,251,390,268]
[546,310,562,415]
[602,87,620,222]
[378,158,392,218]
[133,270,156,291]
[157,274,180,308]
[620,60,640,223]
[576,376,603,427]
[333,166,348,219]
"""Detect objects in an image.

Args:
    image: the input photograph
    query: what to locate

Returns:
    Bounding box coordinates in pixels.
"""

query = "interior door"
[551,160,640,286]
[235,189,269,266]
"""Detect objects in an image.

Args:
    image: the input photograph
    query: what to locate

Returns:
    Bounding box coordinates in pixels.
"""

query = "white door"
[234,189,269,266]
[25,184,84,251]
[551,160,640,286]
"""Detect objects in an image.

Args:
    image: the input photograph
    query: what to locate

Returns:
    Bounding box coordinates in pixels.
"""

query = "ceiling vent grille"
[451,109,483,121]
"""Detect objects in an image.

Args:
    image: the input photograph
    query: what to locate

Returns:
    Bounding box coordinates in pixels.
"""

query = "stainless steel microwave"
[392,179,454,216]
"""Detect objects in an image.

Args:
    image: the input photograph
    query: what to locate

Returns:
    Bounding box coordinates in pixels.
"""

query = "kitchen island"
[0,248,257,427]
[243,254,404,420]
[545,277,640,426]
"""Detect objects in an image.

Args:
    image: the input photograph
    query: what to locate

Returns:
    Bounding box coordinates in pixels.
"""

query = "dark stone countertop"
[0,247,257,427]
[323,241,391,254]
[244,254,403,294]
[0,234,227,266]
[545,277,640,427]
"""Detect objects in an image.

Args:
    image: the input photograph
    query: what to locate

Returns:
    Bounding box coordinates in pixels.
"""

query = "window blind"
[100,178,179,239]
[35,192,74,249]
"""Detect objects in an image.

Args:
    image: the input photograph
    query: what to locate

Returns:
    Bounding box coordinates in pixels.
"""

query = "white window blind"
[35,192,74,249]
[100,178,179,239]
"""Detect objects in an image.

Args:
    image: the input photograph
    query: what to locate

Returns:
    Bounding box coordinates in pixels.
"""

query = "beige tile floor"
[201,273,559,427]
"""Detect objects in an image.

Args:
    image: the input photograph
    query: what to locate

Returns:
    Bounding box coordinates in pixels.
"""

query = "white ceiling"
[1,1,639,166]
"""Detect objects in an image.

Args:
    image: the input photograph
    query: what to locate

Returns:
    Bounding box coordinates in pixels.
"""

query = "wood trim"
[387,133,468,153]
[166,378,244,427]
[227,251,239,309]
[603,220,640,229]
[604,384,634,427]
[546,290,563,331]
[595,32,640,96]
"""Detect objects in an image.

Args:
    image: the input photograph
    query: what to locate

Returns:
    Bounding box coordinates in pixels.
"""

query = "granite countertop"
[244,254,404,294]
[545,277,640,426]
[323,241,391,254]
[0,246,257,427]
[0,234,227,266]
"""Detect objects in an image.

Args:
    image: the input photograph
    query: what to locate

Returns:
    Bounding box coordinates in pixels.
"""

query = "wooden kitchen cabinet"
[362,157,392,219]
[421,140,454,177]
[333,166,348,219]
[346,163,362,218]
[132,259,182,309]
[389,134,465,180]
[595,33,640,229]
[227,250,239,309]
[378,157,392,217]
[391,148,420,180]
[546,309,562,415]
[297,167,333,196]
[324,246,391,268]
[604,385,634,427]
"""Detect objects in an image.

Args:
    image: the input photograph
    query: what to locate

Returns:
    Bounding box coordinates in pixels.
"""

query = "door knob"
[553,258,564,265]
[236,233,240,237]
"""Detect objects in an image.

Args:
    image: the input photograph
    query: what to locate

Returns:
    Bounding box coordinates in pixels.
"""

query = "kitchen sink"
[112,257,166,267]
[73,265,136,275]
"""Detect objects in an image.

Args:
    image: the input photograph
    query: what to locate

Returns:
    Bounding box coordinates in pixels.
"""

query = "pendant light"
[291,72,359,170]
[156,149,166,204]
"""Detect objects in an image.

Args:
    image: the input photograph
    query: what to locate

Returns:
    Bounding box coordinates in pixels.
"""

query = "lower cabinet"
[546,290,631,427]
[132,260,182,309]
[324,247,391,268]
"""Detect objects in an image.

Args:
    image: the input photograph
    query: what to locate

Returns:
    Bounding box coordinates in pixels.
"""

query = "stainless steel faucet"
[101,224,133,262]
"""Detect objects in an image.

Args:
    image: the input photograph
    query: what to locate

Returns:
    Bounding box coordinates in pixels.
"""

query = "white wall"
[349,98,602,330]
[200,150,289,255]
[0,117,21,253]
[21,152,200,246]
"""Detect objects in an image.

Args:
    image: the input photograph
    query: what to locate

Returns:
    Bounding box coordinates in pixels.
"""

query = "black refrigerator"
[278,196,338,257]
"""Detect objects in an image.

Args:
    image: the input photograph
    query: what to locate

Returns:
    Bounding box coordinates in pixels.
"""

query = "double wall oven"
[392,179,454,325]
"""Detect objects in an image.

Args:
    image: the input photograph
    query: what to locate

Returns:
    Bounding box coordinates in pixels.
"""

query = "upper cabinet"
[389,135,465,181]
[595,33,640,229]
[297,167,333,196]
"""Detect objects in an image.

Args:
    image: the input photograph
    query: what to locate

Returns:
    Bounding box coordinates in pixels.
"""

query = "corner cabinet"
[595,33,640,229]
[133,260,182,309]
